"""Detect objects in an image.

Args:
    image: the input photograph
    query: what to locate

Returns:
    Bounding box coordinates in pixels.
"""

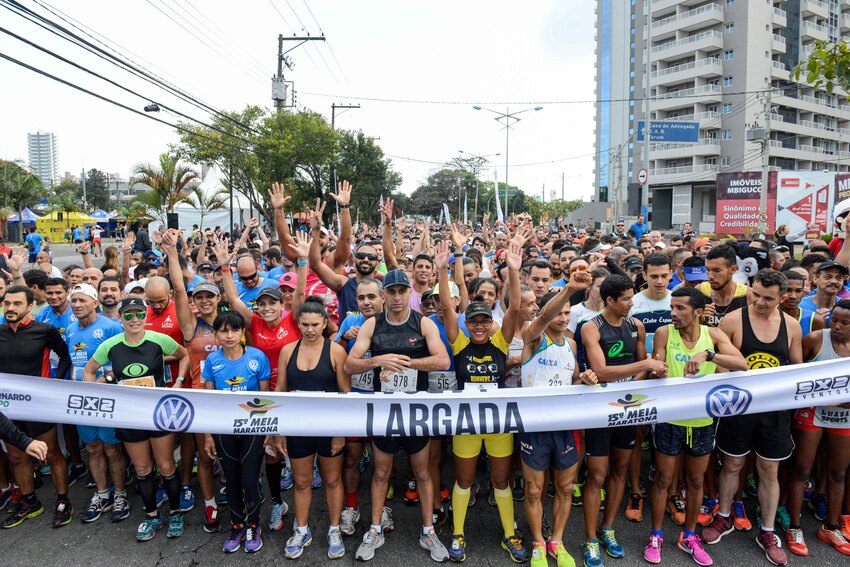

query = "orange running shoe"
[818,525,850,556]
[732,500,752,531]
[785,528,808,556]
[624,493,643,522]
[667,495,686,526]
[698,497,719,527]
[840,515,850,540]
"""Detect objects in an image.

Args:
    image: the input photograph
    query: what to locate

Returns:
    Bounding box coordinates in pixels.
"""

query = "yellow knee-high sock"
[452,484,471,535]
[493,486,516,538]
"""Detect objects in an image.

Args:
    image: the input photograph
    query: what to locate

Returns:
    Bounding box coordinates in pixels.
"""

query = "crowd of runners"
[0,180,848,567]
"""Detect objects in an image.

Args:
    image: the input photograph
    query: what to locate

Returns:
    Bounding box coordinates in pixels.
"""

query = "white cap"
[70,283,98,301]
[654,242,667,249]
[124,278,148,295]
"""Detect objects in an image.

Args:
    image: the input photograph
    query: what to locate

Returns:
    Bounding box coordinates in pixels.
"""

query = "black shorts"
[715,411,794,461]
[287,436,341,460]
[584,426,637,458]
[116,428,172,444]
[12,420,54,440]
[653,422,715,457]
[372,435,430,456]
[519,430,581,471]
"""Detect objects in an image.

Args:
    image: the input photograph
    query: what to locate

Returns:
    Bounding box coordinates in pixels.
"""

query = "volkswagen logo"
[153,395,195,432]
[705,385,752,418]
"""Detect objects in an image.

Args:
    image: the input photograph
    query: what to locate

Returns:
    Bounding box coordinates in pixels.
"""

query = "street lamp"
[473,105,542,219]
[458,150,500,224]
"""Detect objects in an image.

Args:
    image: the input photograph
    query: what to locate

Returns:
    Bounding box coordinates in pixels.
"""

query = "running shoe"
[487,481,497,507]
[358,447,371,473]
[244,524,263,553]
[433,508,447,534]
[573,482,583,507]
[135,515,163,542]
[52,497,74,528]
[285,527,313,559]
[404,479,419,504]
[448,533,466,562]
[809,493,827,522]
[268,501,288,532]
[85,473,96,489]
[512,474,525,501]
[311,464,323,489]
[328,527,345,559]
[5,486,22,514]
[703,514,734,544]
[756,530,788,566]
[776,504,791,532]
[179,485,194,512]
[547,541,576,567]
[38,462,51,476]
[530,542,547,567]
[203,504,221,533]
[698,497,719,527]
[785,528,808,556]
[667,495,686,526]
[355,529,385,561]
[501,533,528,563]
[223,524,245,553]
[732,500,752,531]
[467,480,480,507]
[155,485,167,508]
[547,480,556,499]
[1,497,43,529]
[341,506,360,536]
[840,514,850,540]
[817,525,850,555]
[744,473,758,497]
[0,484,16,511]
[387,483,395,500]
[67,463,87,487]
[678,533,712,566]
[643,534,662,564]
[440,484,450,503]
[420,529,449,562]
[216,485,228,506]
[281,466,294,491]
[583,541,603,567]
[110,491,130,523]
[167,512,185,538]
[802,480,814,502]
[599,488,607,511]
[80,492,113,523]
[380,506,395,532]
[624,493,643,522]
[596,528,624,558]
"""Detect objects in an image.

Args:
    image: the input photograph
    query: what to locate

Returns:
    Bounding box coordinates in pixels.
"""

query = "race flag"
[494,169,504,222]
[464,193,468,225]
[443,203,451,226]
[438,207,444,225]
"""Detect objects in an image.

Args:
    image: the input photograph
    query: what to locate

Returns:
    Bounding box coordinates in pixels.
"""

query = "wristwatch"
[705,349,716,362]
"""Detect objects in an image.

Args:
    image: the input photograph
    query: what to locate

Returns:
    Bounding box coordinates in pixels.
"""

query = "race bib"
[463,382,497,393]
[119,376,156,388]
[380,368,417,393]
[428,371,457,393]
[351,371,374,392]
[813,406,850,429]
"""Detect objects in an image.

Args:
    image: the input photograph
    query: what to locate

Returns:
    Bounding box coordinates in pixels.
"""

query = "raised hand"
[288,230,311,260]
[482,212,491,225]
[211,240,234,267]
[397,216,408,231]
[450,226,466,251]
[309,199,327,231]
[330,180,352,207]
[269,182,292,210]
[380,198,394,226]
[506,240,523,272]
[511,224,533,247]
[249,217,259,229]
[567,270,592,292]
[433,240,451,271]
[160,229,178,251]
[5,247,26,273]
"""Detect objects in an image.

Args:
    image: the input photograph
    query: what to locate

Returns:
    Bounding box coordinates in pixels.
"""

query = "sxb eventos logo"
[153,395,195,432]
[705,385,752,418]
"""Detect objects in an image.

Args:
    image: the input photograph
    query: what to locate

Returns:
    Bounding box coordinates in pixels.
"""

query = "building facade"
[594,0,850,231]
[27,131,59,188]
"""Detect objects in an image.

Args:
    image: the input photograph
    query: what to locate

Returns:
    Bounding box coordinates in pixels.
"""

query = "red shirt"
[828,237,843,256]
[145,301,184,386]
[248,312,300,390]
[306,271,340,325]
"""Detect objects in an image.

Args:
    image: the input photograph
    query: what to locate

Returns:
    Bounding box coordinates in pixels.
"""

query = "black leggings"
[214,434,265,526]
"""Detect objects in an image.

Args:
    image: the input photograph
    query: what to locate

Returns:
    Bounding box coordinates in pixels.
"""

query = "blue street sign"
[41,198,47,205]
[636,121,700,143]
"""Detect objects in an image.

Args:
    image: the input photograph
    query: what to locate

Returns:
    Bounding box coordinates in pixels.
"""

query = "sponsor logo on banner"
[67,395,115,419]
[606,393,658,426]
[366,401,525,437]
[794,375,850,401]
[153,395,195,432]
[232,398,281,434]
[0,388,33,409]
[706,385,752,417]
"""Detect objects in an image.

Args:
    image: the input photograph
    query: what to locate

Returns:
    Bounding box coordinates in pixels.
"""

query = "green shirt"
[93,330,179,388]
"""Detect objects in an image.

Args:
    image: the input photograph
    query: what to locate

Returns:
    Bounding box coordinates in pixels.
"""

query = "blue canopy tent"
[89,209,118,237]
[5,207,41,242]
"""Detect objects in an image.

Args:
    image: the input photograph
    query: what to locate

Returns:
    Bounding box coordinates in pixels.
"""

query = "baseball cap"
[465,301,493,320]
[256,287,282,301]
[196,262,214,273]
[278,272,297,290]
[191,282,221,296]
[654,242,667,249]
[588,243,612,253]
[319,227,330,236]
[624,257,643,271]
[382,269,411,289]
[815,261,849,276]
[430,282,460,298]
[683,265,709,282]
[118,297,147,313]
[70,283,98,301]
[693,238,711,250]
[124,278,148,295]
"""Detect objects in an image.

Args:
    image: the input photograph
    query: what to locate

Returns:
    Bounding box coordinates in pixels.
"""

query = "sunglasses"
[239,272,258,282]
[354,252,379,261]
[570,265,589,273]
[467,318,493,328]
[122,311,146,321]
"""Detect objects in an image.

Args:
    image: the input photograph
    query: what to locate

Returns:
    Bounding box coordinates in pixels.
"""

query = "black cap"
[816,261,849,276]
[464,301,493,320]
[624,257,643,270]
[382,269,411,289]
[118,297,147,313]
[256,287,282,301]
[196,262,214,272]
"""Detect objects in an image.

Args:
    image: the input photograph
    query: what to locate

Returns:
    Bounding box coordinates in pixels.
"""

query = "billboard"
[775,171,834,237]
[716,172,777,235]
[836,173,850,204]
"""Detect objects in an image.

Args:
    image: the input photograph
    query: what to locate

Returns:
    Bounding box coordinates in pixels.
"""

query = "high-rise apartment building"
[27,130,59,188]
[594,0,850,230]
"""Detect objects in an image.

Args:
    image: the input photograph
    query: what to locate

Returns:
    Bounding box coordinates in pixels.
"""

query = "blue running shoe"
[328,527,345,559]
[167,512,184,538]
[80,492,113,523]
[135,515,163,542]
[244,524,262,553]
[501,533,528,563]
[583,540,604,567]
[809,493,827,522]
[285,527,313,559]
[358,447,371,473]
[223,524,245,553]
[281,466,294,491]
[597,528,625,558]
[179,485,194,512]
[216,485,228,507]
[311,465,323,489]
[448,534,466,562]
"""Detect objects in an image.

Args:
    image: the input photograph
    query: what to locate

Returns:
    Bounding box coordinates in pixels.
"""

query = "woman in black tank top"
[273,297,350,559]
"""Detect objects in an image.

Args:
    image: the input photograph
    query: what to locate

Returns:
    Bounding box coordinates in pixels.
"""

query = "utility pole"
[561,172,565,200]
[273,34,326,113]
[746,88,773,238]
[642,0,653,225]
[81,165,88,210]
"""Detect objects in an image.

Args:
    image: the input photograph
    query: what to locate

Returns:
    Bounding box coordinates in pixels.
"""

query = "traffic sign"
[758,213,768,222]
[638,168,648,185]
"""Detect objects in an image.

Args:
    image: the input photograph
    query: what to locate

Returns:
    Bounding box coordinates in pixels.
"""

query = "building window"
[721,156,731,166]
[724,50,735,60]
[725,0,735,5]
[724,23,735,33]
[722,130,733,140]
[723,103,733,113]
[723,76,734,86]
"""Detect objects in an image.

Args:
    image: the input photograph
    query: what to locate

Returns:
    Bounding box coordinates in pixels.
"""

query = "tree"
[527,198,584,224]
[183,185,229,228]
[409,169,476,220]
[0,159,44,242]
[48,191,81,234]
[334,130,403,224]
[130,153,199,224]
[82,168,112,211]
[793,39,850,97]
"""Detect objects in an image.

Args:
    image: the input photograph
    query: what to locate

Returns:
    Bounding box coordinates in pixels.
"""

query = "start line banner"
[0,359,848,437]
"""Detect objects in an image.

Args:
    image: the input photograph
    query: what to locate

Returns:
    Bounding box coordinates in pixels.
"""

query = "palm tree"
[182,185,229,228]
[1,159,44,242]
[130,153,199,224]
[48,191,81,237]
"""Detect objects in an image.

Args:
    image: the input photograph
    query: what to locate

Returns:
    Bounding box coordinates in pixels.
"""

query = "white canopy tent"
[170,167,254,232]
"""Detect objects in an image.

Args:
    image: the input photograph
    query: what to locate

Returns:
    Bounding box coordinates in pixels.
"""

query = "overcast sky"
[0,0,596,202]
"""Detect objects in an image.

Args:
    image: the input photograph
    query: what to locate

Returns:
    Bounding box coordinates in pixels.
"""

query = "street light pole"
[458,150,500,225]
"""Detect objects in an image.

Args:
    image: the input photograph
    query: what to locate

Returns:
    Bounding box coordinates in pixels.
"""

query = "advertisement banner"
[1,359,848,436]
[775,171,834,236]
[715,172,777,235]
[835,173,850,204]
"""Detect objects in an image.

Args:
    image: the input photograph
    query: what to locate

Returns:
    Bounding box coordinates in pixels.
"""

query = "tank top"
[285,339,338,392]
[521,332,576,388]
[370,310,430,392]
[797,308,815,339]
[186,317,218,389]
[810,329,850,428]
[589,314,640,382]
[664,325,716,427]
[740,307,789,369]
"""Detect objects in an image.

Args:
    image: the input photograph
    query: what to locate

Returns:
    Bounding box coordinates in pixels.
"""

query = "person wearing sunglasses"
[232,253,279,309]
[84,296,190,542]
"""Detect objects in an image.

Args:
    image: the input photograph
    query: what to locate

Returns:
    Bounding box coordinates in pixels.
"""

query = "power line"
[267,0,320,72]
[298,0,349,85]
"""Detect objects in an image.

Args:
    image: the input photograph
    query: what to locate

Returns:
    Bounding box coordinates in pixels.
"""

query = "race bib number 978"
[380,368,417,393]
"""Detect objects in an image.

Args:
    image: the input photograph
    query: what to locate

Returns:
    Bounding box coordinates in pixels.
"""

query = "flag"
[438,208,444,225]
[494,169,504,222]
[464,193,468,225]
[442,203,451,226]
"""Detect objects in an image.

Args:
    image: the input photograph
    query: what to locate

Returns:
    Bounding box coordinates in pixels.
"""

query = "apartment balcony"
[801,42,816,61]
[801,20,829,42]
[775,93,850,119]
[651,58,722,86]
[841,13,850,33]
[801,0,829,18]
[772,33,787,54]
[771,59,790,80]
[652,84,723,111]
[658,110,722,127]
[652,3,724,37]
[773,7,787,27]
[650,163,719,183]
[649,138,721,160]
[651,30,724,63]
[651,0,707,15]
[773,118,846,142]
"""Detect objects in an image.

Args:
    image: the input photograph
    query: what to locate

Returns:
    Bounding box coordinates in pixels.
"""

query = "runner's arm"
[82,359,105,383]
[331,342,351,393]
[49,326,72,381]
[407,316,451,372]
[219,268,253,324]
[499,240,523,343]
[344,317,382,374]
[523,272,591,344]
[308,224,346,292]
[328,180,353,272]
[380,199,399,271]
[435,242,459,343]
[651,326,669,373]
[802,330,823,361]
[581,323,656,383]
[707,327,748,371]
[0,412,35,453]
[787,313,804,365]
[275,343,294,392]
[163,232,196,341]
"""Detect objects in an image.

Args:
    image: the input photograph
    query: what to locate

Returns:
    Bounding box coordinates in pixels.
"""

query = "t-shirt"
[409,288,423,313]
[306,272,339,325]
[450,328,509,388]
[629,291,672,354]
[267,266,285,281]
[663,324,716,427]
[550,277,567,289]
[25,232,43,254]
[235,277,279,308]
[567,302,602,335]
[92,330,180,387]
[145,302,184,385]
[668,272,683,290]
[201,346,270,392]
[91,226,103,239]
[248,312,300,390]
[428,314,468,372]
[698,281,749,327]
[336,313,366,351]
[36,303,78,376]
[64,316,123,381]
[72,228,83,241]
[186,317,218,389]
[186,275,206,293]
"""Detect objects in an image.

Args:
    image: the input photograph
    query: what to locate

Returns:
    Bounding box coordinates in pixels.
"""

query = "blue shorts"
[653,422,715,457]
[519,430,581,471]
[28,253,38,264]
[77,424,120,446]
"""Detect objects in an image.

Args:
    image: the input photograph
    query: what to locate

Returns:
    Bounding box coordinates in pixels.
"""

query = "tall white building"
[594,0,850,230]
[27,130,59,188]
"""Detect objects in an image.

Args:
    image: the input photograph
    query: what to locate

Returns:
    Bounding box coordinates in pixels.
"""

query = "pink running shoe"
[644,534,663,564]
[678,533,713,566]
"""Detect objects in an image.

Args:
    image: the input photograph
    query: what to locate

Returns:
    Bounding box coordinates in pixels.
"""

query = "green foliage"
[792,39,850,97]
[82,168,112,211]
[529,198,585,222]
[0,159,44,241]
[130,153,199,224]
